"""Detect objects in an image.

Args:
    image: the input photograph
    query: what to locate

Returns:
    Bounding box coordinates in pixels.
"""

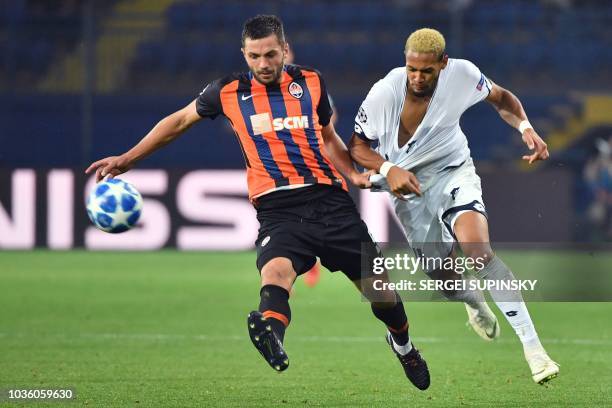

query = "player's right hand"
[85,155,133,182]
[386,166,421,200]
[349,169,375,189]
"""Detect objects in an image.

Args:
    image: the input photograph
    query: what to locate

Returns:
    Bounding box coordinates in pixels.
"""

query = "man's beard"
[253,65,283,85]
[413,88,433,97]
[410,78,438,98]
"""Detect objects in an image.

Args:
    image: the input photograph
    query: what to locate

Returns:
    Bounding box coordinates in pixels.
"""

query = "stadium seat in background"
[4,0,612,167]
[166,3,194,31]
[0,0,26,24]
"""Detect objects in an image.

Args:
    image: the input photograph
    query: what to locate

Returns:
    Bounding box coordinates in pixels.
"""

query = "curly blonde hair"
[405,28,446,58]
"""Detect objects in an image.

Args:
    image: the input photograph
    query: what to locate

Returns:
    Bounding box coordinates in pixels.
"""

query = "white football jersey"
[354,58,492,191]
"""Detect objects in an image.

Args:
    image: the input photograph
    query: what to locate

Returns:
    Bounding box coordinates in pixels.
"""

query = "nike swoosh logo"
[241,94,256,101]
[198,84,210,95]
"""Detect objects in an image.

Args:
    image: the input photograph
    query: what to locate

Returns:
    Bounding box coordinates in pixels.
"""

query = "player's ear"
[440,53,449,68]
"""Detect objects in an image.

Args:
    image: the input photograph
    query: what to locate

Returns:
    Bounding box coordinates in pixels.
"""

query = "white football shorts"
[370,158,487,272]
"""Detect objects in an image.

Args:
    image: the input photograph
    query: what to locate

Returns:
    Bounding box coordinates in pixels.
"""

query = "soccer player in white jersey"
[349,28,559,384]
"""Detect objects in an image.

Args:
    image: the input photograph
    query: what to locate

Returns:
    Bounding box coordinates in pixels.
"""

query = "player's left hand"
[522,128,549,164]
[85,155,133,182]
[349,169,374,189]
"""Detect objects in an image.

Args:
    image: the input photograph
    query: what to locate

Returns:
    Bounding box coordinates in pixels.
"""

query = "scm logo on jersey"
[250,113,309,135]
[273,115,308,131]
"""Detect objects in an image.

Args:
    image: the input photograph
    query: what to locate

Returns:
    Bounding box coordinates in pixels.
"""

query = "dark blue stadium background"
[1,0,611,241]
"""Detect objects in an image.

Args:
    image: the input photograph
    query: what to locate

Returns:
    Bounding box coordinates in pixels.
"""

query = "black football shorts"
[254,184,380,281]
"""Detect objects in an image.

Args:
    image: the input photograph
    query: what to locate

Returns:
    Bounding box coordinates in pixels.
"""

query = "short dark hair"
[241,15,285,47]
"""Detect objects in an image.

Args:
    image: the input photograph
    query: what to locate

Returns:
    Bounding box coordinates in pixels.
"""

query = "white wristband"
[379,161,396,177]
[518,120,533,134]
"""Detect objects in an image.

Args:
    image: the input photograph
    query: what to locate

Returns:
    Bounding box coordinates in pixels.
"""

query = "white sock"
[390,333,413,355]
[494,301,542,351]
[476,256,543,352]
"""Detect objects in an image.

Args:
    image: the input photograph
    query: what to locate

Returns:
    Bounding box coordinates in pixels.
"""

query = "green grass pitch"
[1,251,611,407]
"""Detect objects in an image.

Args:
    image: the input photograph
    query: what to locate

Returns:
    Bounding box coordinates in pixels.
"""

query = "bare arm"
[348,133,421,198]
[85,99,202,181]
[486,81,527,128]
[486,82,549,163]
[347,132,386,172]
[320,123,371,188]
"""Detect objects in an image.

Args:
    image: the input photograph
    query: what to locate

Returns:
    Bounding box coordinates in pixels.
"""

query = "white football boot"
[465,302,500,341]
[525,347,560,384]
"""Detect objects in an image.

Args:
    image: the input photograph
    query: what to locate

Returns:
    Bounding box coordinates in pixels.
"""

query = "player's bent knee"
[463,245,494,266]
[260,257,297,290]
[465,246,493,260]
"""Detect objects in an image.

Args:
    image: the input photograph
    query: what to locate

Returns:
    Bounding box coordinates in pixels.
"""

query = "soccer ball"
[86,178,143,233]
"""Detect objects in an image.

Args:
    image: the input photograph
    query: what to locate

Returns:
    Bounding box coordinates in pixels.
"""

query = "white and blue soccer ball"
[86,178,143,233]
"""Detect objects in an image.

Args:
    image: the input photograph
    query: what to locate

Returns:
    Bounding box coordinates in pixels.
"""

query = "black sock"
[258,284,291,343]
[371,295,409,346]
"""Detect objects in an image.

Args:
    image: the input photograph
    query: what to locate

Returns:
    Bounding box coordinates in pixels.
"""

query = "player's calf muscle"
[355,277,397,304]
[260,257,297,289]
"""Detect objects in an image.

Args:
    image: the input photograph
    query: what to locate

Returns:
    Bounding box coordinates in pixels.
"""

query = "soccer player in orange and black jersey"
[85,15,430,390]
[196,60,344,201]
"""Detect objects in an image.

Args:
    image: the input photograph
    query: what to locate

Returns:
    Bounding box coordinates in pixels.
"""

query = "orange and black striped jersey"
[196,64,347,201]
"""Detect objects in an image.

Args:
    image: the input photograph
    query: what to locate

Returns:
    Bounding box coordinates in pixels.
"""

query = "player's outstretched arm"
[348,133,420,198]
[486,82,549,164]
[85,100,203,182]
[320,123,371,188]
